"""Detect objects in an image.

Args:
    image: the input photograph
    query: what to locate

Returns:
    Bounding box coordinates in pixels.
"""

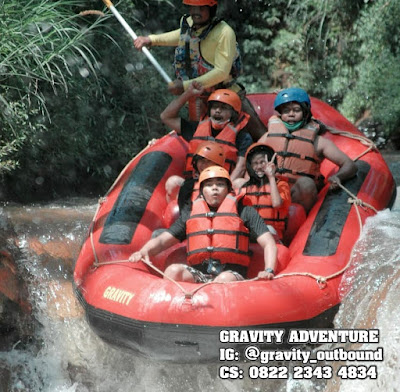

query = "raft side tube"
[75,286,339,363]
[100,152,172,245]
[304,160,370,256]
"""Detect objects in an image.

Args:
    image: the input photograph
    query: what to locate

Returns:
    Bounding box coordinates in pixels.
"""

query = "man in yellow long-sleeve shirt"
[134,0,267,141]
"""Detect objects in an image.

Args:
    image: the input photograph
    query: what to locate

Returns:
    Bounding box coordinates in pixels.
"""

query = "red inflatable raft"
[74,94,396,362]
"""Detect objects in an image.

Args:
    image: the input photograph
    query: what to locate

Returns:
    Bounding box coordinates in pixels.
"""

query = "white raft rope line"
[88,130,379,295]
[325,126,378,161]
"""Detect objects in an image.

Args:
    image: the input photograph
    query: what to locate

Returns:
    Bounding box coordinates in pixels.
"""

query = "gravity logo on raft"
[103,286,135,305]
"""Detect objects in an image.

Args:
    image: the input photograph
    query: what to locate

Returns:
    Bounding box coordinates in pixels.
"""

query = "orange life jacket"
[174,16,242,87]
[186,194,250,267]
[242,182,288,240]
[263,115,323,184]
[184,113,250,177]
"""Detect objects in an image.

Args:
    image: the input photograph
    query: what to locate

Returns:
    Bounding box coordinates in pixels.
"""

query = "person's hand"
[187,81,204,96]
[134,36,151,51]
[257,269,275,280]
[264,153,277,178]
[168,79,184,95]
[264,162,276,178]
[328,175,341,190]
[129,250,148,263]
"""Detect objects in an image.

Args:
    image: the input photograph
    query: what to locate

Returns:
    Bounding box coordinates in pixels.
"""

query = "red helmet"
[199,166,231,187]
[208,89,241,114]
[183,0,218,6]
[194,141,225,167]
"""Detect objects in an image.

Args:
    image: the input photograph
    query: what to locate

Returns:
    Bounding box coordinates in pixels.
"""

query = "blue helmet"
[274,88,311,110]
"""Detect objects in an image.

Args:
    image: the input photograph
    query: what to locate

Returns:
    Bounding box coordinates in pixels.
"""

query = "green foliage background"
[0,0,399,202]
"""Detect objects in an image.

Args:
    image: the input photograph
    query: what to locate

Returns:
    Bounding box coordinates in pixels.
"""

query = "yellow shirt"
[149,17,237,90]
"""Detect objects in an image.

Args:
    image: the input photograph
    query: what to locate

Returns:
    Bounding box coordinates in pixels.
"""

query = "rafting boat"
[73,93,396,362]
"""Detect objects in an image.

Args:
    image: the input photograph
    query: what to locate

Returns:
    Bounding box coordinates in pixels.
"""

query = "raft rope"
[88,128,380,296]
[325,126,378,161]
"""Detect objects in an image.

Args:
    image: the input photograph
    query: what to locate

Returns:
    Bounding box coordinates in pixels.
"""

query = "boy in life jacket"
[234,143,291,242]
[258,87,357,213]
[161,82,252,191]
[130,166,277,283]
[133,0,267,140]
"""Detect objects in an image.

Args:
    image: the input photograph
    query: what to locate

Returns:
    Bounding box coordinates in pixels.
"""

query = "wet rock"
[0,211,34,347]
[25,237,80,272]
[0,250,31,311]
[0,364,11,392]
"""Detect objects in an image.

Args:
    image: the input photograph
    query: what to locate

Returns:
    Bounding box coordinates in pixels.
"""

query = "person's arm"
[231,131,252,181]
[240,205,277,280]
[232,177,248,192]
[129,231,180,263]
[264,160,282,208]
[256,232,277,280]
[134,29,181,51]
[160,81,204,132]
[317,136,358,190]
[230,156,246,182]
[276,180,291,211]
[133,36,152,50]
[148,29,181,46]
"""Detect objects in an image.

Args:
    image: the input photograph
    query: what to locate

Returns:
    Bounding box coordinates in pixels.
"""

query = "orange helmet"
[208,89,241,114]
[245,142,276,164]
[194,141,225,167]
[199,166,231,187]
[183,0,218,6]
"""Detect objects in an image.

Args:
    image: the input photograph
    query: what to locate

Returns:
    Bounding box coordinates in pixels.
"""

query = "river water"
[0,154,399,392]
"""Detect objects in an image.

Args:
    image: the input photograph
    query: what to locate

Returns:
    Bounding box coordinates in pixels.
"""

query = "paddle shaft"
[102,0,172,83]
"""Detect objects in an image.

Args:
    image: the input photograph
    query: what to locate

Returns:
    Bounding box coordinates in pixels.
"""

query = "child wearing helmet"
[259,87,357,213]
[133,0,267,140]
[161,81,253,182]
[234,143,291,242]
[130,166,277,283]
[165,140,225,209]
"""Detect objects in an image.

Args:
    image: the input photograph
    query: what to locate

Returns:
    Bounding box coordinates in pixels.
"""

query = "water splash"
[1,192,399,391]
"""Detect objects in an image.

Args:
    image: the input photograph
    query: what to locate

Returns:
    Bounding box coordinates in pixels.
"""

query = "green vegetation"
[0,0,399,202]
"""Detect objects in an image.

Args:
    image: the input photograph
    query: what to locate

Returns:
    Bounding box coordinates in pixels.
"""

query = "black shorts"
[185,263,247,283]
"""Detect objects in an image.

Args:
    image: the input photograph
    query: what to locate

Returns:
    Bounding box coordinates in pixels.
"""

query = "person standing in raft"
[233,143,291,243]
[258,87,358,214]
[129,166,277,283]
[161,81,253,200]
[133,0,266,140]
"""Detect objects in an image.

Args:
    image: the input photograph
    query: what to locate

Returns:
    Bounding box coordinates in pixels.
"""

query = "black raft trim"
[303,160,370,256]
[99,151,172,245]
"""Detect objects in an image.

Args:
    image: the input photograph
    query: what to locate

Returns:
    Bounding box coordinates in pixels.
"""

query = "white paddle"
[102,0,172,83]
